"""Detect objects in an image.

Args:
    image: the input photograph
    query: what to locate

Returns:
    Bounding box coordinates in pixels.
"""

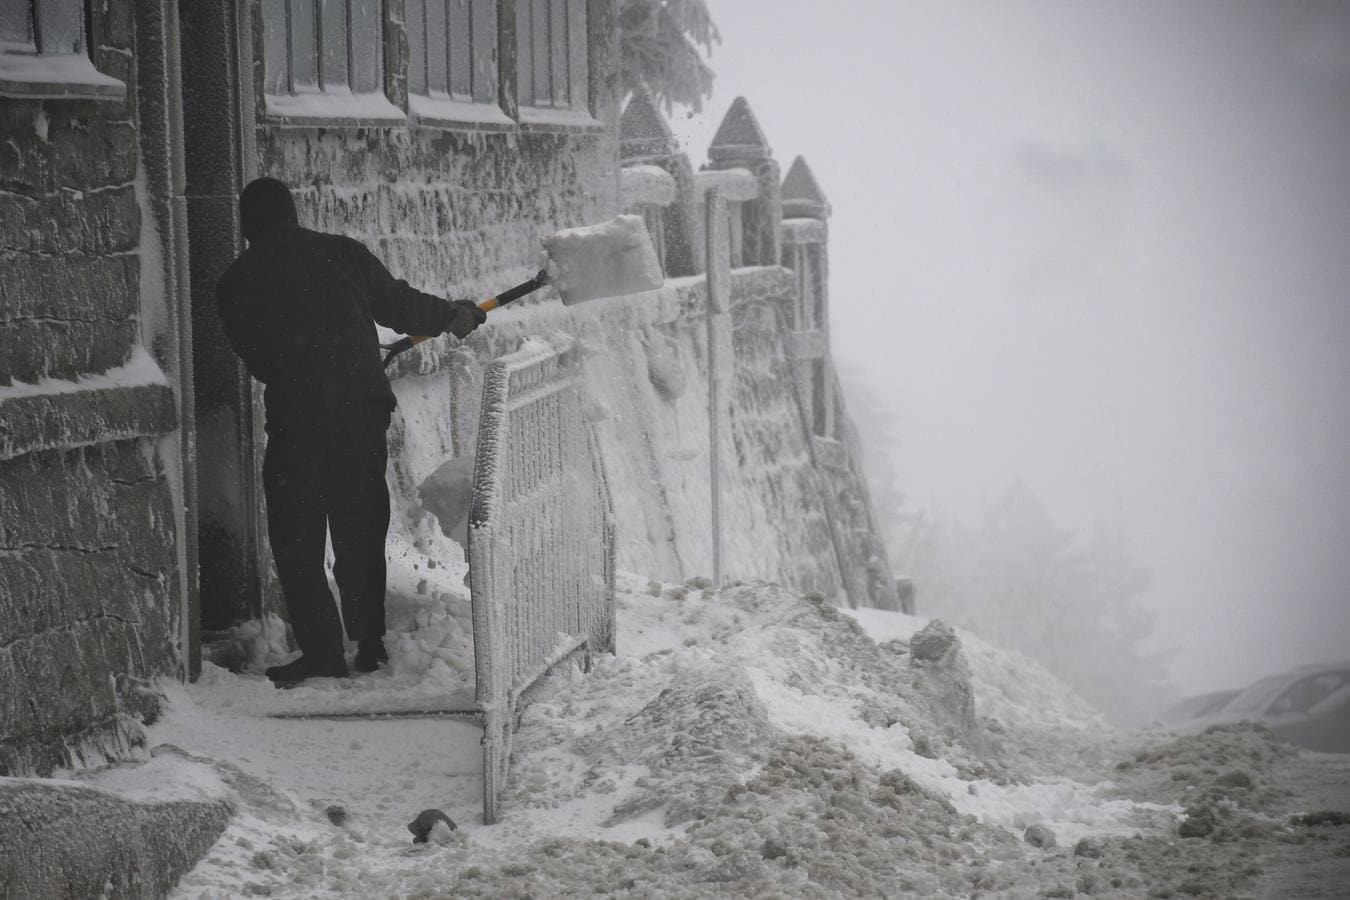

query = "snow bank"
[137,575,1177,896]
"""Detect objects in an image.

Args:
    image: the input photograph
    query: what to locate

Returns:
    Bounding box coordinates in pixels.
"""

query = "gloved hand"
[447,298,487,338]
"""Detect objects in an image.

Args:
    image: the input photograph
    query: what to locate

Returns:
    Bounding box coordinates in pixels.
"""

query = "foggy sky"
[675,0,1350,693]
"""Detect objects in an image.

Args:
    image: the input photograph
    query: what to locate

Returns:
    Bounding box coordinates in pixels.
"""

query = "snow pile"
[584,578,1148,842]
[90,575,1200,897]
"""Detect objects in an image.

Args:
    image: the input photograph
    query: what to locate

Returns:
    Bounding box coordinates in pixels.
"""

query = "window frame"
[0,0,125,100]
[512,0,597,130]
[405,0,512,130]
[260,0,403,127]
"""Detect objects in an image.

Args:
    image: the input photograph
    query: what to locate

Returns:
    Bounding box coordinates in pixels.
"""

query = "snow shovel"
[381,214,663,367]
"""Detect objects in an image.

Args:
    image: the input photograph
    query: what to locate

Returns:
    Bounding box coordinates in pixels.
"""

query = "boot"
[354,636,389,673]
[267,654,348,688]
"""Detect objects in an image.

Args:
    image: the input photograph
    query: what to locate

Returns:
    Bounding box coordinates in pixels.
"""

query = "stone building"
[0,0,897,778]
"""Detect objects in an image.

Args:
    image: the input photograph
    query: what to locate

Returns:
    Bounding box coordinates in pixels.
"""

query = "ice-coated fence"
[468,334,616,824]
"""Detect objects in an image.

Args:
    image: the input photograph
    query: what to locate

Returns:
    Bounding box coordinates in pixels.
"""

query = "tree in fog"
[904,481,1176,724]
[838,367,917,569]
[618,0,720,111]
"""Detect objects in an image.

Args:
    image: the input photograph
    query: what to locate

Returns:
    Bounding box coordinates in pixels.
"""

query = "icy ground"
[78,575,1350,898]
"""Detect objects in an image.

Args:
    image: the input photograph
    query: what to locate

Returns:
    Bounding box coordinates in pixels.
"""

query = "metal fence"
[468,334,616,824]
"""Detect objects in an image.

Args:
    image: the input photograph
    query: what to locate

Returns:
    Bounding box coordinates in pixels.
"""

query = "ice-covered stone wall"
[0,2,187,775]
[390,265,856,603]
[392,93,897,609]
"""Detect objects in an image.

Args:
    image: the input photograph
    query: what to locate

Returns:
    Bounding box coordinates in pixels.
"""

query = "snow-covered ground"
[71,574,1350,897]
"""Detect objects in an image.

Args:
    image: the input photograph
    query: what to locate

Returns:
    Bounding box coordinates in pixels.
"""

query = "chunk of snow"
[543,214,664,306]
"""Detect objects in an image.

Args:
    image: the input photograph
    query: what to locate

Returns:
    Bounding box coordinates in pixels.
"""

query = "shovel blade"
[543,214,664,306]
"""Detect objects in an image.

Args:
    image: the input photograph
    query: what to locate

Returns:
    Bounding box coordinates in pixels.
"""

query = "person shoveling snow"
[217,178,661,688]
[216,177,488,687]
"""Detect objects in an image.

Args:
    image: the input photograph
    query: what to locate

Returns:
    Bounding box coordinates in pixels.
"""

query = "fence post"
[705,187,730,585]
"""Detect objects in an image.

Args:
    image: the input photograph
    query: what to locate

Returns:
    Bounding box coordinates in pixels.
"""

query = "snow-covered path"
[74,575,1350,898]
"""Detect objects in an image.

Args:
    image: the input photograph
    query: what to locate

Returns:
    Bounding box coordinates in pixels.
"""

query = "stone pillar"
[780,155,832,440]
[619,87,703,276]
[180,0,264,632]
[781,156,901,612]
[705,97,781,268]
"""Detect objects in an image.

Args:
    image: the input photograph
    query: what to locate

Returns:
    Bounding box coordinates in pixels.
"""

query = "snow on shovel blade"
[542,214,664,306]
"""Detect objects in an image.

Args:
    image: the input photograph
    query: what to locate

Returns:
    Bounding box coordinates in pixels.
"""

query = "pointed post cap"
[708,97,772,163]
[781,155,831,219]
[620,88,680,163]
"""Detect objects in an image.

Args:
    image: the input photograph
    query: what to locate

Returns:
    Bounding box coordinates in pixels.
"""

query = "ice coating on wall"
[419,268,849,598]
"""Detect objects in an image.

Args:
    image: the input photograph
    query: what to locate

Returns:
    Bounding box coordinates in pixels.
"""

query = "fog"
[674,0,1350,695]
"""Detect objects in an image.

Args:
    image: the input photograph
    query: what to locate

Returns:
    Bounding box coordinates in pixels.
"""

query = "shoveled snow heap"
[106,574,1193,898]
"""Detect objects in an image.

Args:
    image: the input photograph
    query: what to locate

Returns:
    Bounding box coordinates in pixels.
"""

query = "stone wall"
[0,3,187,775]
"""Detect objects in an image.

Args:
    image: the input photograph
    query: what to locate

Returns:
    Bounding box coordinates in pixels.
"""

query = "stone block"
[0,441,177,566]
[0,185,140,255]
[0,612,173,769]
[0,549,112,646]
[0,106,53,193]
[0,383,176,461]
[47,117,139,190]
[0,780,232,898]
[6,630,113,739]
[0,319,139,384]
[0,112,135,195]
[0,252,139,322]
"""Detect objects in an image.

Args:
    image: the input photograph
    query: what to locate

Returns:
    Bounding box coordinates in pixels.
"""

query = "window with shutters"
[514,0,592,125]
[406,0,509,127]
[0,0,125,99]
[261,0,402,124]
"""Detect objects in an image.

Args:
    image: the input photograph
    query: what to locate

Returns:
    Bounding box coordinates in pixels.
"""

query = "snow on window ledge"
[0,51,126,100]
[264,89,406,128]
[516,105,604,133]
[409,94,514,131]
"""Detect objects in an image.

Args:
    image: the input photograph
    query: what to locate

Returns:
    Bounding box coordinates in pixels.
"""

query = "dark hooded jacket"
[217,226,455,424]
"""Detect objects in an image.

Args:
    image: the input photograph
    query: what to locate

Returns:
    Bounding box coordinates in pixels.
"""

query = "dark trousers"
[263,401,393,662]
